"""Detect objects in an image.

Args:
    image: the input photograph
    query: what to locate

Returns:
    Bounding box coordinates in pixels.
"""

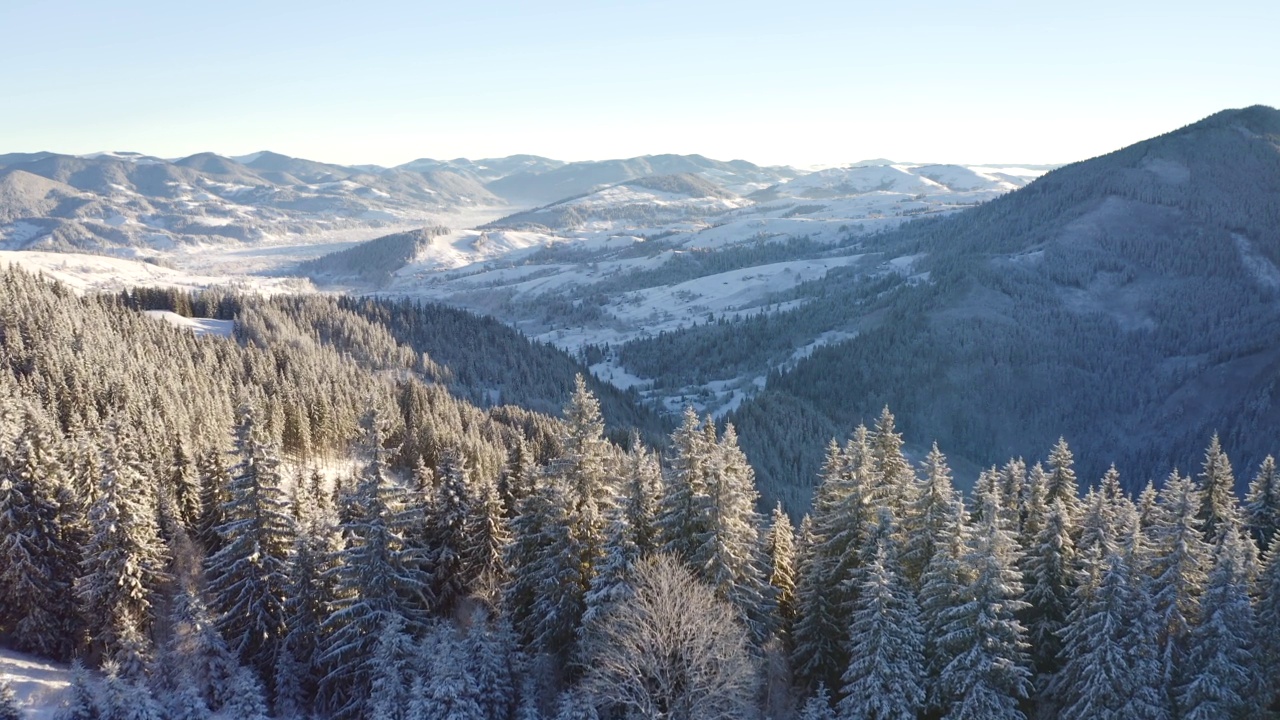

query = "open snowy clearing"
[0,647,70,720]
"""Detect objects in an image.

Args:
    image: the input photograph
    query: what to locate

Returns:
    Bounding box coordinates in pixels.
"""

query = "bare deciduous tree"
[582,555,759,720]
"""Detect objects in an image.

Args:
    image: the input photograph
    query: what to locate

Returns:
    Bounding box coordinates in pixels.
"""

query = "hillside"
[623,105,1280,504]
[0,151,504,256]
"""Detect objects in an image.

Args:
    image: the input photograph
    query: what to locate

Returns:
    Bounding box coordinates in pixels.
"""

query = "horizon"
[3,1,1277,168]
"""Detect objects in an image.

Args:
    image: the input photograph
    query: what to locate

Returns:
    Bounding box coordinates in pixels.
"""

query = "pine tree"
[918,494,970,713]
[1180,524,1261,720]
[157,588,239,713]
[76,419,168,676]
[687,423,774,642]
[657,407,710,564]
[936,488,1031,720]
[319,406,431,719]
[367,616,415,720]
[798,684,836,720]
[869,407,918,527]
[463,476,511,595]
[1055,531,1165,720]
[792,432,874,691]
[195,447,231,555]
[1245,455,1280,552]
[0,410,80,659]
[580,511,640,653]
[279,470,341,718]
[904,443,959,588]
[169,439,202,533]
[1020,497,1075,679]
[1045,437,1081,517]
[837,509,926,720]
[619,439,661,557]
[56,662,100,720]
[431,448,476,610]
[1149,471,1210,707]
[1256,534,1280,712]
[765,503,798,628]
[204,403,294,682]
[465,610,517,720]
[1198,433,1238,544]
[413,623,486,720]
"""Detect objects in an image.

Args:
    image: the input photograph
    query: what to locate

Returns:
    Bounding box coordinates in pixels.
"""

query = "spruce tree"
[0,411,80,659]
[1198,433,1238,544]
[1180,524,1261,720]
[1149,471,1210,707]
[204,403,294,682]
[904,443,960,588]
[318,406,430,719]
[656,407,710,564]
[688,423,774,642]
[837,509,926,720]
[936,488,1031,720]
[765,503,798,628]
[76,419,168,676]
[0,680,18,720]
[1245,455,1280,552]
[1256,534,1280,713]
[918,494,970,713]
[1045,437,1081,517]
[798,684,836,720]
[1020,497,1075,680]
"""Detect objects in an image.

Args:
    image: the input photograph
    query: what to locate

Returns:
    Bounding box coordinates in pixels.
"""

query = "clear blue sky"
[2,0,1277,168]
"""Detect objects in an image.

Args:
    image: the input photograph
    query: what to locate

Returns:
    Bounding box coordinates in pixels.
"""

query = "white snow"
[0,647,70,720]
[142,310,236,337]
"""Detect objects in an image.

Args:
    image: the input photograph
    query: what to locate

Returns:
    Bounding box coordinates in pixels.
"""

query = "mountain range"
[4,106,1277,513]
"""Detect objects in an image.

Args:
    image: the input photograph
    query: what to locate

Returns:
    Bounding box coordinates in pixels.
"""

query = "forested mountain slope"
[699,105,1280,505]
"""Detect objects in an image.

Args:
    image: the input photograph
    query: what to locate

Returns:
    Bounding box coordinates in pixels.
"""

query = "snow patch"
[142,310,236,337]
[0,646,71,720]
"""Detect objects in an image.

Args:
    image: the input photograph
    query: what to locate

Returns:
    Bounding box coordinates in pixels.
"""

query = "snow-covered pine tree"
[869,408,919,533]
[463,476,511,595]
[798,684,836,720]
[156,588,239,713]
[526,476,587,662]
[1197,433,1238,544]
[619,438,661,557]
[413,622,486,720]
[837,509,926,720]
[1149,470,1210,708]
[1020,496,1076,680]
[204,402,294,682]
[792,432,874,691]
[465,609,518,720]
[0,408,80,659]
[656,407,710,563]
[168,439,202,534]
[431,448,476,609]
[688,423,775,642]
[935,486,1031,720]
[903,443,959,589]
[1245,455,1280,552]
[1256,534,1280,713]
[219,667,270,720]
[580,510,640,656]
[1054,528,1164,720]
[55,662,99,720]
[318,405,431,719]
[765,503,797,628]
[98,661,165,720]
[194,447,231,555]
[1045,437,1081,518]
[1179,522,1261,720]
[918,494,970,713]
[367,615,416,720]
[76,418,169,676]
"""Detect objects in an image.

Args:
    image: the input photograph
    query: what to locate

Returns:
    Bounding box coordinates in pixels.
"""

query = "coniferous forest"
[2,265,1280,720]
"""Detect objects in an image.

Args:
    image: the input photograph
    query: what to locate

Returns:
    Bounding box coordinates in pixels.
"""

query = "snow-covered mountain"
[0,151,505,256]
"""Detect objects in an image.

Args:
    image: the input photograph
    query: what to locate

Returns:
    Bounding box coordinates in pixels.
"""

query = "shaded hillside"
[619,105,1280,504]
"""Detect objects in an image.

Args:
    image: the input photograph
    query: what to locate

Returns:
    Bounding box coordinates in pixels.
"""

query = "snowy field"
[0,648,70,720]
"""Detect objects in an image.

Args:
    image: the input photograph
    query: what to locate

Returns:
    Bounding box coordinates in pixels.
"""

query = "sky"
[2,0,1278,169]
